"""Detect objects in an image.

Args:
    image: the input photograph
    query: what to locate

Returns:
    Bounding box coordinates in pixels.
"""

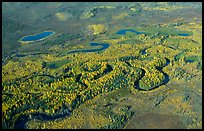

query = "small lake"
[116,29,191,37]
[178,33,189,36]
[20,31,55,42]
[116,29,146,35]
[67,42,109,54]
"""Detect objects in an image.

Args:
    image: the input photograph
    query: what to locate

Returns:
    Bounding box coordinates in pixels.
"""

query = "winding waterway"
[67,42,110,54]
[13,28,186,128]
[15,110,71,129]
[134,58,170,91]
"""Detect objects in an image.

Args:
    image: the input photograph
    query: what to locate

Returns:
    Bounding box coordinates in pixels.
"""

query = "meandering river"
[67,42,110,54]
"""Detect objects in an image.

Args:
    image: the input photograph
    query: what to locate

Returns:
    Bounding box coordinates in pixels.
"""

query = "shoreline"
[19,30,55,44]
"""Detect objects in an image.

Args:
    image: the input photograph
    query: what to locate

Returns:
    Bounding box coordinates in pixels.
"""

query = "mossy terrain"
[2,2,202,129]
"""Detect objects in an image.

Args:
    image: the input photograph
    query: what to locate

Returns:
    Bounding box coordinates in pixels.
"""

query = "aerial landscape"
[2,2,202,129]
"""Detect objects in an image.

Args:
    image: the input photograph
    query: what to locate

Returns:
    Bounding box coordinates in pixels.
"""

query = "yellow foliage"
[55,12,72,21]
[129,8,137,11]
[87,24,106,35]
[112,13,128,20]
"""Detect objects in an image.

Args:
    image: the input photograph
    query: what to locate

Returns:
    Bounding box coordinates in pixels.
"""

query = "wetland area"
[2,2,202,129]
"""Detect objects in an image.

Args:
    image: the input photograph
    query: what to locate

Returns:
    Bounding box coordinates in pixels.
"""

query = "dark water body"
[164,58,170,67]
[116,29,146,35]
[135,58,170,91]
[116,29,190,37]
[20,31,54,42]
[141,50,147,55]
[185,60,194,63]
[15,110,71,129]
[178,33,189,36]
[67,42,109,54]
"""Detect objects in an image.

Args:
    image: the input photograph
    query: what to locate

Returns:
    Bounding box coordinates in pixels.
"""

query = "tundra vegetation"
[2,2,202,129]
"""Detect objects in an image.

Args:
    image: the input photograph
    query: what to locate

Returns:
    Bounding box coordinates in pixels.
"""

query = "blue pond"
[116,29,146,35]
[178,33,189,36]
[185,60,194,63]
[141,50,147,55]
[67,42,110,54]
[21,31,54,42]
